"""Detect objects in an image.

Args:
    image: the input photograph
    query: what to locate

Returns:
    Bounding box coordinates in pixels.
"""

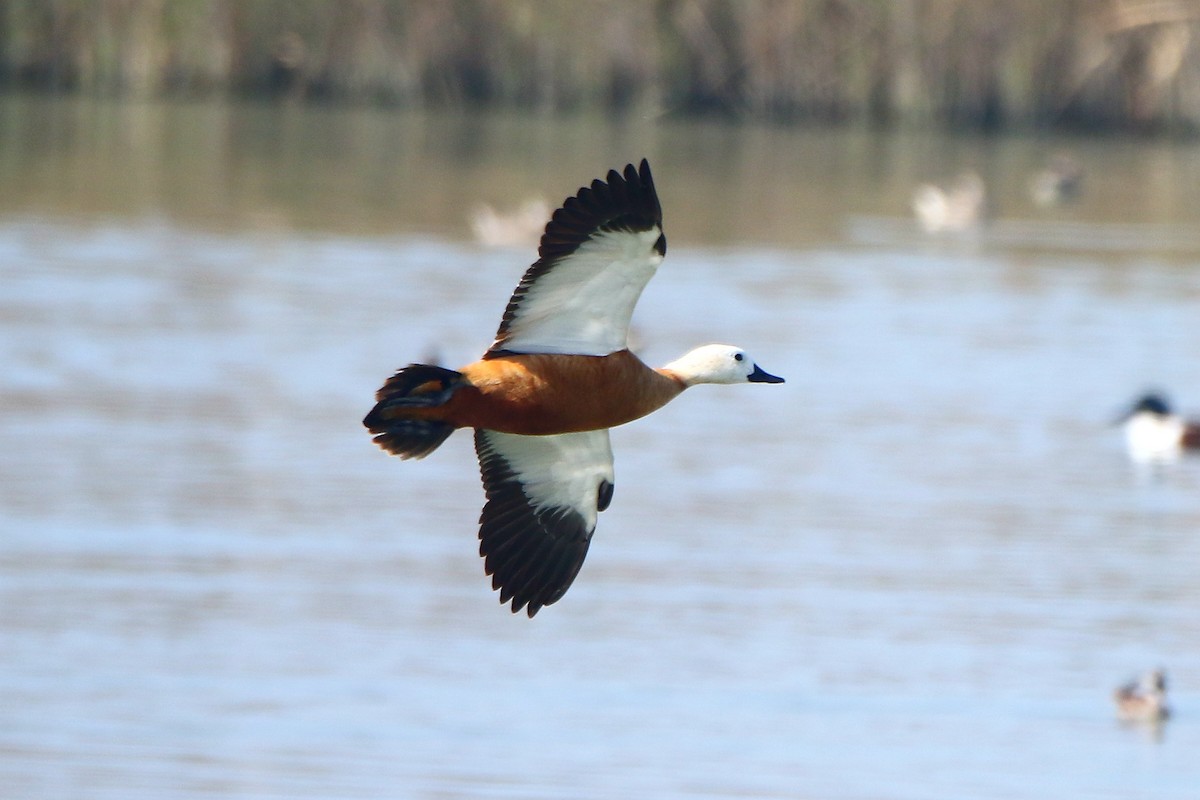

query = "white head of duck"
[663,344,785,387]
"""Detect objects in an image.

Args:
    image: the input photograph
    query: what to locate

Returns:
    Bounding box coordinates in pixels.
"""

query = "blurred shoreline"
[2,1,1200,134]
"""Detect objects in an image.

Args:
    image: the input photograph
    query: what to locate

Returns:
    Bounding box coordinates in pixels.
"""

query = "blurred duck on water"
[1114,670,1171,724]
[1029,154,1083,208]
[912,172,987,234]
[469,197,551,248]
[364,160,784,616]
[1116,392,1200,463]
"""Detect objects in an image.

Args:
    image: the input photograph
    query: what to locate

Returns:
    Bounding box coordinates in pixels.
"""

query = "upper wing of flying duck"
[486,160,666,358]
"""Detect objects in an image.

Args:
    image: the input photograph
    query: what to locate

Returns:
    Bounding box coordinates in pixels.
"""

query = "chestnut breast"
[452,350,684,435]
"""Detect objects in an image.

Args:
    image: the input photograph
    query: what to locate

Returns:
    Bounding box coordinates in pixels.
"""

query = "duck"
[912,172,987,234]
[364,160,784,616]
[468,197,551,248]
[1114,670,1171,723]
[1029,154,1083,208]
[1116,392,1200,463]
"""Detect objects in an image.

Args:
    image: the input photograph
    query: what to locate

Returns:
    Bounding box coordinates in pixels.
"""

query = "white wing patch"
[474,429,615,616]
[487,159,665,359]
[477,429,614,538]
[490,226,664,356]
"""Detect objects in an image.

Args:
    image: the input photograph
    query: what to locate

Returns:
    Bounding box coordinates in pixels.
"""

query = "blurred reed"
[1,0,1200,132]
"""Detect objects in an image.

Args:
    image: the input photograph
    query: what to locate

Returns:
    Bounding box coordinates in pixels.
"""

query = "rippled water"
[3,99,1200,799]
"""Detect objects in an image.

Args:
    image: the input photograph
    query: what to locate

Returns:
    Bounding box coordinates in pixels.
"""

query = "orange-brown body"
[437,350,685,435]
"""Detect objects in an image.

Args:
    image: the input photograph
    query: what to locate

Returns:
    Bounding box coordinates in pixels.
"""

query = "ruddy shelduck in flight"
[364,160,783,616]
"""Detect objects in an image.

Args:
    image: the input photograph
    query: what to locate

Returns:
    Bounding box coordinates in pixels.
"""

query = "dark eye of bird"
[734,352,744,361]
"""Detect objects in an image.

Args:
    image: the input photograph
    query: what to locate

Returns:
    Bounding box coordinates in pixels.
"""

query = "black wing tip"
[487,159,666,352]
[480,513,591,618]
[501,589,548,618]
[633,158,653,194]
[535,158,663,262]
[474,430,594,618]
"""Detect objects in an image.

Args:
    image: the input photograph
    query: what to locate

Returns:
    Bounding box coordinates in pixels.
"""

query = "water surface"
[2,98,1200,799]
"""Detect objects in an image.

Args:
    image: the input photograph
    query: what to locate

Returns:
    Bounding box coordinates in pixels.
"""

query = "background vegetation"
[2,0,1200,132]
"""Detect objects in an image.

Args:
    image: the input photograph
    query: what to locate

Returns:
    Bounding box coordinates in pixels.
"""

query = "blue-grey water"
[2,98,1200,799]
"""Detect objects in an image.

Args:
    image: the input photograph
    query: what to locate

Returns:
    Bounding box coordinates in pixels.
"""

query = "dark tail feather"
[363,364,464,459]
[368,419,455,460]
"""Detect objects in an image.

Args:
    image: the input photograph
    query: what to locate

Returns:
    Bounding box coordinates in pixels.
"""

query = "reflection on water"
[2,98,1200,799]
[4,94,1200,247]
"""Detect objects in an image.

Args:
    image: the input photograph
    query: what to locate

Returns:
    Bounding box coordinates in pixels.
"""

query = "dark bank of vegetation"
[2,0,1200,133]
